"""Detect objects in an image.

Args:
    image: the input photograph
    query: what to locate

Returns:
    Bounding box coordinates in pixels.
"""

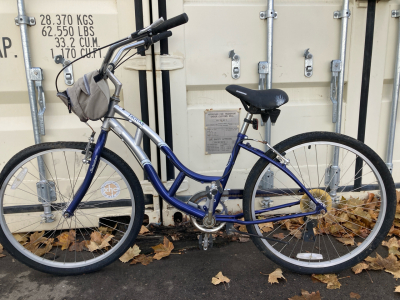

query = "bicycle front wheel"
[243,132,396,274]
[0,142,144,275]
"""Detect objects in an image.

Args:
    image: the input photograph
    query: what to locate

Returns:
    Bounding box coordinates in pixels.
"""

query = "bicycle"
[0,13,396,276]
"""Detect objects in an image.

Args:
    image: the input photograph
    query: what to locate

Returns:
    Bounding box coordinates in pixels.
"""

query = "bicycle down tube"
[64,105,325,224]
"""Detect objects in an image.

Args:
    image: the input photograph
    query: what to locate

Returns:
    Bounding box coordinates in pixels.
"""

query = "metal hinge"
[258,61,269,74]
[54,55,74,86]
[392,10,400,18]
[15,15,36,26]
[333,9,351,19]
[260,9,278,19]
[229,50,241,79]
[30,67,46,135]
[304,49,313,78]
[330,60,342,123]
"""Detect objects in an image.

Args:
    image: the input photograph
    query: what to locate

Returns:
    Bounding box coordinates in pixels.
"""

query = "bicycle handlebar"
[152,13,188,35]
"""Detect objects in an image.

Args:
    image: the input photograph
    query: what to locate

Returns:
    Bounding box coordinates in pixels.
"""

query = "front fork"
[63,130,109,217]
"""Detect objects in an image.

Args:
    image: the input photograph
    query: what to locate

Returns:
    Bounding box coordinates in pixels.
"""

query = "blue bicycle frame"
[64,99,325,224]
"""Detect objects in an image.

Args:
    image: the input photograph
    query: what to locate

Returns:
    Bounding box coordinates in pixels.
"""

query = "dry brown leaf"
[352,262,369,274]
[69,241,86,252]
[336,237,355,246]
[273,233,285,240]
[170,234,180,241]
[395,286,400,293]
[289,229,303,239]
[139,225,150,234]
[0,243,5,258]
[152,237,174,260]
[120,245,141,263]
[382,237,400,257]
[24,231,47,252]
[385,269,400,279]
[350,292,361,299]
[239,236,250,243]
[54,232,72,251]
[365,253,400,272]
[34,239,53,257]
[98,234,114,249]
[238,225,247,232]
[90,231,103,244]
[86,241,100,252]
[130,254,153,266]
[266,268,286,284]
[13,234,28,244]
[260,222,274,233]
[288,289,321,300]
[212,271,230,285]
[312,274,341,290]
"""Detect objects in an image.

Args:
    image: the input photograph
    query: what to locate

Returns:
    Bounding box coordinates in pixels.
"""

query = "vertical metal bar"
[135,0,152,178]
[264,0,274,145]
[158,0,175,181]
[354,0,376,189]
[330,0,350,200]
[17,0,45,179]
[385,11,400,173]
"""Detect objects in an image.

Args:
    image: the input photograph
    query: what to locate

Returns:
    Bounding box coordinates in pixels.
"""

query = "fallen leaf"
[336,237,355,246]
[266,268,286,284]
[152,237,174,260]
[69,241,86,252]
[273,233,285,240]
[139,225,150,235]
[24,231,47,252]
[365,253,400,272]
[350,292,361,299]
[289,229,303,239]
[99,224,116,235]
[288,289,321,300]
[86,241,100,252]
[34,239,53,257]
[238,225,247,232]
[212,271,230,285]
[395,286,400,293]
[98,234,114,249]
[312,274,341,290]
[0,243,5,258]
[13,234,28,244]
[170,234,180,241]
[54,231,73,250]
[120,245,141,263]
[260,222,274,233]
[382,237,400,257]
[239,236,250,243]
[352,262,369,274]
[90,231,103,245]
[130,254,153,266]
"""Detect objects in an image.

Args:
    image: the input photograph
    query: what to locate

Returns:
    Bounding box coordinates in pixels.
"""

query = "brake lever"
[138,17,164,35]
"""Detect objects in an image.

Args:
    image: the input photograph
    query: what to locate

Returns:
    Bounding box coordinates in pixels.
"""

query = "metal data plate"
[205,110,240,154]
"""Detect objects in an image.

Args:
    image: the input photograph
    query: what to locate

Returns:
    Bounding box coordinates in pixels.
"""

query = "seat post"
[240,113,253,135]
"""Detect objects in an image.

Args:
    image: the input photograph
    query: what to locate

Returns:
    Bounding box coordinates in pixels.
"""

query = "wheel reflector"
[296,253,323,260]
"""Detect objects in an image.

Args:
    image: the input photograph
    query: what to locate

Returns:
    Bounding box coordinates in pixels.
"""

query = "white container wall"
[1,0,400,225]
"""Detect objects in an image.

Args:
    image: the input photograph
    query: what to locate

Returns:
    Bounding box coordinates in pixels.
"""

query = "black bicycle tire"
[243,131,396,274]
[0,142,145,276]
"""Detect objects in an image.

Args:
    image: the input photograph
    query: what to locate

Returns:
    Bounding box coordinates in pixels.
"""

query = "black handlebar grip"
[152,13,189,35]
[152,31,172,44]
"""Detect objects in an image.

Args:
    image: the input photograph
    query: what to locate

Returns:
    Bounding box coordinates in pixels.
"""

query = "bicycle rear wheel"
[243,132,396,274]
[0,142,144,275]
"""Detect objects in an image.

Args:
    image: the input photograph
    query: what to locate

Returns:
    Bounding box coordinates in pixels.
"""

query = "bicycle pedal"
[199,233,213,250]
